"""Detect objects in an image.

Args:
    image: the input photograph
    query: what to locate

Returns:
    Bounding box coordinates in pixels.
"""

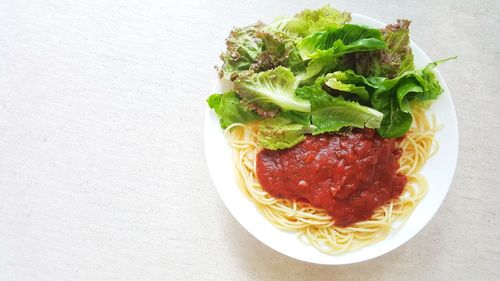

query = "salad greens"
[355,19,414,78]
[322,70,382,103]
[297,85,383,135]
[296,24,385,60]
[207,91,261,128]
[208,5,453,149]
[370,57,455,137]
[217,23,264,80]
[234,66,310,114]
[257,111,311,150]
[294,24,386,84]
[265,5,351,38]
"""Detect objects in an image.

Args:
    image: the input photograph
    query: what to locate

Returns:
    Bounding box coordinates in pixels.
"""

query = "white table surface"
[1,0,499,280]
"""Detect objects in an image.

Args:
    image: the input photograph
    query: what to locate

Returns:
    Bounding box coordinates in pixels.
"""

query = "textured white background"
[1,0,499,280]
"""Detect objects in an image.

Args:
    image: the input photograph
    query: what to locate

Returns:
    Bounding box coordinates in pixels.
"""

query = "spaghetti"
[224,105,438,254]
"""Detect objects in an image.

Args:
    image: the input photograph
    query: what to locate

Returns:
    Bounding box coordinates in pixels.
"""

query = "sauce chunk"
[256,129,407,227]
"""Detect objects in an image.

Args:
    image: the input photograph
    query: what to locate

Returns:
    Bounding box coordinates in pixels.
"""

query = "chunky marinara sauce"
[256,129,407,227]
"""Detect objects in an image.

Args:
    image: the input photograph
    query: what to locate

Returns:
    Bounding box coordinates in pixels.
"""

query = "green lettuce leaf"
[355,19,415,78]
[414,59,448,100]
[326,70,386,88]
[296,24,386,60]
[321,70,386,103]
[323,71,370,102]
[251,31,297,72]
[217,24,300,80]
[266,5,351,38]
[257,111,311,150]
[296,85,383,134]
[283,45,307,74]
[294,24,386,84]
[207,91,261,128]
[295,48,338,84]
[371,84,413,138]
[277,110,311,126]
[371,57,455,137]
[234,66,311,113]
[218,23,264,80]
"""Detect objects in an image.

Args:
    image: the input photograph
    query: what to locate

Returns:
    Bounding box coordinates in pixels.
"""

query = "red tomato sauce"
[256,129,407,227]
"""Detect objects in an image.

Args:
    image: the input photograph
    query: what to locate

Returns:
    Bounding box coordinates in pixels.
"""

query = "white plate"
[204,13,458,265]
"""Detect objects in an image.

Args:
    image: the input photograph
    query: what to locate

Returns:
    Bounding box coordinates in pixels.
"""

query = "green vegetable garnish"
[234,66,311,113]
[295,24,386,83]
[297,85,383,135]
[207,91,261,129]
[207,5,455,149]
[257,111,311,150]
[355,19,415,78]
[371,57,456,137]
[266,5,351,38]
